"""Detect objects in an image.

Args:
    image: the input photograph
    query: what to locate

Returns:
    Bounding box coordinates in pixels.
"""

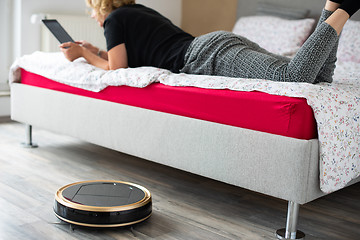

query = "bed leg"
[276,201,305,239]
[22,124,38,148]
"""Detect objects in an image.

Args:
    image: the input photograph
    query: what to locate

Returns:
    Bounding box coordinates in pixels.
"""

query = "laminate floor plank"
[0,121,359,240]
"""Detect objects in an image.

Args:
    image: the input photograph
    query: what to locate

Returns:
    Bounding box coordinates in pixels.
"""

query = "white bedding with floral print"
[9,51,360,193]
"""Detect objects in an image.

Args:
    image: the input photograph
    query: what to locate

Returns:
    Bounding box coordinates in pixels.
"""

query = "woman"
[61,0,359,84]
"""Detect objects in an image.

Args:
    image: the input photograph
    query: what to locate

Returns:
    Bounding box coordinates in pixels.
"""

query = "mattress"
[20,68,317,140]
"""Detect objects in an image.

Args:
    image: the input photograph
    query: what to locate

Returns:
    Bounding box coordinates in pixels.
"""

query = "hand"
[60,42,84,61]
[75,40,99,55]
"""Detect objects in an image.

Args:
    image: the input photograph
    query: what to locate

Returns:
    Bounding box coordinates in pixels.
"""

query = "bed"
[9,14,360,240]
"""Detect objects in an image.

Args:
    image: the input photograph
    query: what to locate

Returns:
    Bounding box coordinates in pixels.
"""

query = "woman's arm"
[60,42,128,70]
[107,43,128,70]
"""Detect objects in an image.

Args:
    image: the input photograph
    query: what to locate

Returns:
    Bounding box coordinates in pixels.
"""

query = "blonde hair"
[86,0,135,15]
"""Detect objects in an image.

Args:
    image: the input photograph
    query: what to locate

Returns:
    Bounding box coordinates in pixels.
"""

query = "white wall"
[14,0,183,58]
[0,0,12,88]
[138,0,182,26]
[14,0,87,58]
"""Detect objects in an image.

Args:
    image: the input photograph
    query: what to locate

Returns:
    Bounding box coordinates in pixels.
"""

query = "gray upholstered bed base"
[10,83,360,239]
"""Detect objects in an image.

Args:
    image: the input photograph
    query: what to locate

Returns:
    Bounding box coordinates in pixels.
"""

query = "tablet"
[42,19,74,44]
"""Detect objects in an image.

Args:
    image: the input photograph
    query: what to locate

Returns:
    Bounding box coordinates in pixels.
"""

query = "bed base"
[12,84,326,203]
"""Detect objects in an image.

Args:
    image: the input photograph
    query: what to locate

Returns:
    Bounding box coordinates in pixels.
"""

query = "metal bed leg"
[22,124,38,148]
[276,201,305,239]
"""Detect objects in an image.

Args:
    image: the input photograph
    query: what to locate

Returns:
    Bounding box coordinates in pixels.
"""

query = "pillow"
[337,20,360,63]
[232,16,315,57]
[257,1,310,20]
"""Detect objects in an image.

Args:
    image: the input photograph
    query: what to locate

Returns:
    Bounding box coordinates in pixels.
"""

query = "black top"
[104,4,194,73]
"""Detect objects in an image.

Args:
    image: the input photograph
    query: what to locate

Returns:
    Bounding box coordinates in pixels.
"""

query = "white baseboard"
[0,83,10,92]
[0,95,10,117]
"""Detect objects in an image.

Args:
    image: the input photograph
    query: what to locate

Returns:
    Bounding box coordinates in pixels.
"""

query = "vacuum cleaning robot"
[54,180,152,227]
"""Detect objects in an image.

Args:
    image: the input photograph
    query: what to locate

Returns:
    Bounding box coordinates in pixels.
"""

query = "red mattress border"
[20,69,317,140]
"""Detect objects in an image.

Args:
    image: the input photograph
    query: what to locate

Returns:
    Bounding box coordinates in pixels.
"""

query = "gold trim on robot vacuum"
[55,180,152,212]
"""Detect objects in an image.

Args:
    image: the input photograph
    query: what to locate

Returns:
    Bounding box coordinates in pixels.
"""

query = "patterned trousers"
[181,10,338,84]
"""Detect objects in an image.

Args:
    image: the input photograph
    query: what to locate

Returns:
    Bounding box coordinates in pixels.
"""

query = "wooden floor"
[0,121,359,240]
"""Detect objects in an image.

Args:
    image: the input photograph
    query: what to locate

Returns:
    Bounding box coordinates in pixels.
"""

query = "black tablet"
[42,19,74,44]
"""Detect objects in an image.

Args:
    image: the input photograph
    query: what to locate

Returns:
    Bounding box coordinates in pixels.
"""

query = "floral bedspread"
[9,52,360,193]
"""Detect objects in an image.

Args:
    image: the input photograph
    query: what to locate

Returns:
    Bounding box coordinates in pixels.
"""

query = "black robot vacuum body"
[54,180,152,227]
